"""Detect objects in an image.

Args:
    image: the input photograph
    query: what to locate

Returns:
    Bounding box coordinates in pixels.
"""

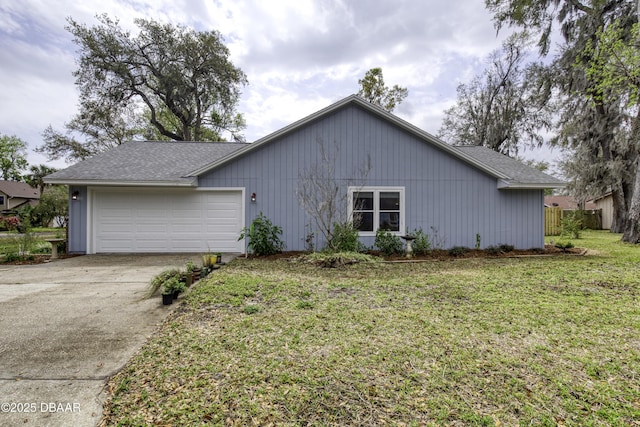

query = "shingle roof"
[455,145,564,188]
[44,96,564,190]
[0,180,40,199]
[45,141,247,185]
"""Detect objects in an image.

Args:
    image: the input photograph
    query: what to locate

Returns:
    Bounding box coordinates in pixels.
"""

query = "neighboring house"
[45,95,564,254]
[0,180,40,214]
[592,192,613,230]
[544,195,596,210]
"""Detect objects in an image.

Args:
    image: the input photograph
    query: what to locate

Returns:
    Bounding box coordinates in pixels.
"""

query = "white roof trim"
[498,180,566,190]
[44,178,198,187]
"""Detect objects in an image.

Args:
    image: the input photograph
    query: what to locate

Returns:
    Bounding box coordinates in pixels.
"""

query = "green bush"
[328,221,362,252]
[374,229,404,256]
[5,253,22,263]
[555,241,575,252]
[561,212,582,239]
[239,212,284,256]
[410,228,431,255]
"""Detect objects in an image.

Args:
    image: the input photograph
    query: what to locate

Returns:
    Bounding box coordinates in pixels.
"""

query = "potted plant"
[180,270,193,287]
[161,281,174,305]
[186,261,201,282]
[147,269,181,299]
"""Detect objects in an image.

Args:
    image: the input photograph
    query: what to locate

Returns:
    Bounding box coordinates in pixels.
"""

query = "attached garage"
[89,188,244,253]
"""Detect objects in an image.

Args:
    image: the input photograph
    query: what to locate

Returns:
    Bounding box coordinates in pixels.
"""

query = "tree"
[584,20,640,242]
[357,68,408,112]
[438,33,550,157]
[31,185,69,228]
[0,134,28,181]
[39,102,146,162]
[297,138,371,251]
[24,164,58,195]
[485,0,638,239]
[62,15,247,143]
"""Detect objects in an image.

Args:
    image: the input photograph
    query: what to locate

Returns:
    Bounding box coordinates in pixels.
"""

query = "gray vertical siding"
[68,186,87,253]
[199,104,545,251]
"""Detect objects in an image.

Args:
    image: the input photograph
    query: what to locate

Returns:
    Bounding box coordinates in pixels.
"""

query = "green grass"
[101,231,640,426]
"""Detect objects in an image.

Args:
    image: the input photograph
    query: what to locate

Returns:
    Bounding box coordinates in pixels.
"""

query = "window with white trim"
[349,187,404,235]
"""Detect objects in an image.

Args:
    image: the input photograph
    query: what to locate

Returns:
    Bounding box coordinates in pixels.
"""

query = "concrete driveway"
[0,254,203,427]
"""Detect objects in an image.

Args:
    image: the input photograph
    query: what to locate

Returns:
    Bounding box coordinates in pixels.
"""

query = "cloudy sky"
[0,0,559,170]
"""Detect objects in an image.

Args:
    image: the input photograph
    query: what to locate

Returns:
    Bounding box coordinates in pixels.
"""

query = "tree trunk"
[610,187,628,233]
[622,158,640,243]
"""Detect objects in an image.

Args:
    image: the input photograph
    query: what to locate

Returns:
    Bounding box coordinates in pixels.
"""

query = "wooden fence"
[544,208,603,236]
[545,207,563,236]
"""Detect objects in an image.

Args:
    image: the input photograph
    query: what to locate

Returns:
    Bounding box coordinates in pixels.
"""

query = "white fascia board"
[44,178,198,187]
[498,179,566,190]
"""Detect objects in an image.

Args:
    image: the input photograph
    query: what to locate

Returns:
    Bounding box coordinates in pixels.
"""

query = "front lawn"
[101,231,640,426]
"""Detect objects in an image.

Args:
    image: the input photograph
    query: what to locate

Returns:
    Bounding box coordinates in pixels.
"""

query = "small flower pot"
[173,290,180,300]
[162,293,173,305]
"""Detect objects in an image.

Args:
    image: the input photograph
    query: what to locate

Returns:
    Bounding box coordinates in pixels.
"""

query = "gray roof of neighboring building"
[455,145,564,189]
[0,180,40,199]
[45,141,247,186]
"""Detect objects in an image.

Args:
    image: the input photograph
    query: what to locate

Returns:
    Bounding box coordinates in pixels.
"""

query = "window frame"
[348,186,405,236]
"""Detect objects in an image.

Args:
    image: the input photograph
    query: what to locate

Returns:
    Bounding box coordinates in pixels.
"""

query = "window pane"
[355,212,374,231]
[353,192,373,210]
[380,192,400,210]
[379,212,399,231]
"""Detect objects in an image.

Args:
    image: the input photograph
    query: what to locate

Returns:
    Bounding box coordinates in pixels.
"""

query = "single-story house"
[0,180,40,214]
[45,94,564,254]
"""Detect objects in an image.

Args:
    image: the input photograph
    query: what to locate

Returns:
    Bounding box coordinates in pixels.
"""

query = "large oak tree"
[40,15,247,161]
[485,0,639,241]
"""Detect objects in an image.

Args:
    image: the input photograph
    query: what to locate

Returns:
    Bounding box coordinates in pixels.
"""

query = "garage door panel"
[93,190,243,253]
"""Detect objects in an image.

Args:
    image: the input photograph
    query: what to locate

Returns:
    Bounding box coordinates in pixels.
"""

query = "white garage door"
[91,189,243,253]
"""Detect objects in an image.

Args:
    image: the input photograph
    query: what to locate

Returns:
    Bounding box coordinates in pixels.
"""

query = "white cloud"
[0,0,551,171]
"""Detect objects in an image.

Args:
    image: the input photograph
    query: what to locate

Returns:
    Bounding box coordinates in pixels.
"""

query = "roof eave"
[44,178,198,187]
[498,180,566,190]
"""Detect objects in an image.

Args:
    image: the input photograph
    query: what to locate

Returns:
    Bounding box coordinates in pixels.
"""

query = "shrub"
[410,228,431,255]
[5,253,22,263]
[239,212,284,256]
[374,229,404,256]
[499,244,514,253]
[448,246,470,257]
[328,221,362,252]
[561,212,582,239]
[555,241,575,253]
[485,245,502,255]
[1,216,21,232]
